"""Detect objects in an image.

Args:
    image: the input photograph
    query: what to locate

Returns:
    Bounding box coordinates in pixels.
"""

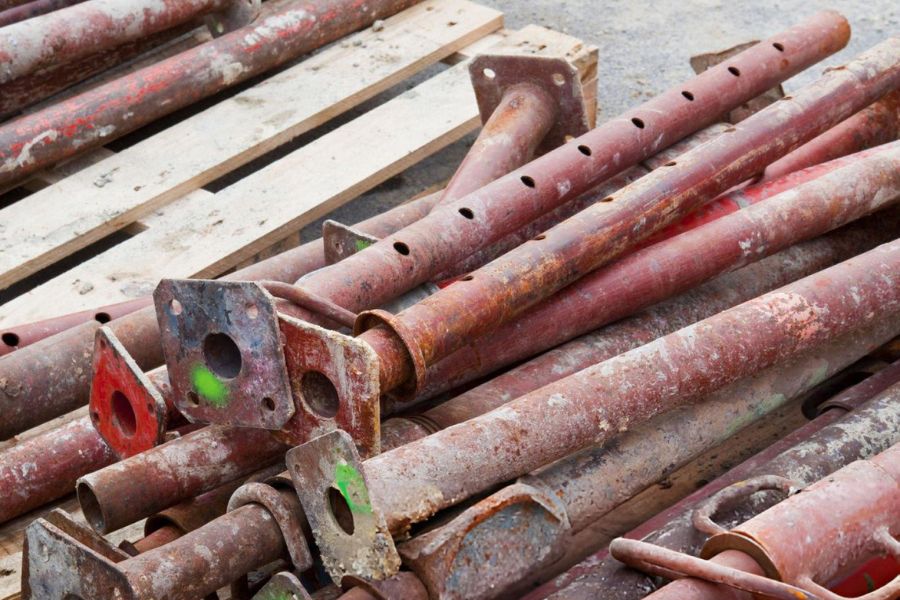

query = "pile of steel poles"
[1,5,899,600]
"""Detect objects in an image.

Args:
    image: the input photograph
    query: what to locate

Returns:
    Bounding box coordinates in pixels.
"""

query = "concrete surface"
[306,0,898,242]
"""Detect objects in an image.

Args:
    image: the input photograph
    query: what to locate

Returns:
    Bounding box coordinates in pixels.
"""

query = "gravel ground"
[305,0,897,240]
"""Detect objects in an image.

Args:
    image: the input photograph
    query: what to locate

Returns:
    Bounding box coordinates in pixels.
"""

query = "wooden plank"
[0,0,503,290]
[0,26,596,325]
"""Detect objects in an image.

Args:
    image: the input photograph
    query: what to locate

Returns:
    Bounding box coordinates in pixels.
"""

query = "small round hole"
[1,332,19,347]
[110,390,137,437]
[203,332,242,379]
[577,145,592,156]
[301,371,339,418]
[664,161,677,167]
[631,117,645,129]
[458,207,474,219]
[552,72,565,86]
[393,241,410,255]
[262,397,276,412]
[188,391,200,406]
[773,42,784,52]
[520,175,536,188]
[169,298,183,316]
[328,487,355,535]
[482,67,496,80]
[600,196,614,203]
[728,66,741,77]
[681,90,694,101]
[460,275,474,281]
[94,312,111,323]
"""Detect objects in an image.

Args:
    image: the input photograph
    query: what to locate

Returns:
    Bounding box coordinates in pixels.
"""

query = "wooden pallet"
[0,0,597,326]
[0,2,597,597]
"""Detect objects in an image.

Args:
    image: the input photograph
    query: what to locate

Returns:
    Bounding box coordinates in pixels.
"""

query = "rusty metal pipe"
[534,363,900,600]
[76,425,285,533]
[0,415,115,524]
[396,318,900,600]
[760,88,900,182]
[0,0,85,27]
[0,189,438,441]
[156,12,855,427]
[0,0,422,187]
[287,239,900,582]
[621,444,900,600]
[0,0,246,85]
[438,82,558,205]
[352,39,900,407]
[383,211,900,448]
[409,143,900,405]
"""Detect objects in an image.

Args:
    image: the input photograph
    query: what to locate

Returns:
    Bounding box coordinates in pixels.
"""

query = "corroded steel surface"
[382,211,900,448]
[0,297,150,356]
[356,38,900,404]
[289,240,900,582]
[761,88,900,181]
[0,0,422,186]
[410,143,900,404]
[0,0,85,27]
[396,317,899,600]
[0,415,114,524]
[537,375,900,600]
[0,190,437,440]
[0,0,239,84]
[76,424,285,533]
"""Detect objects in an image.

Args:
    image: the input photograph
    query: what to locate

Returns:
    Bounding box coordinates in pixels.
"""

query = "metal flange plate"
[287,430,400,583]
[252,572,311,600]
[274,314,381,458]
[470,54,590,155]
[154,279,294,429]
[322,220,380,265]
[89,327,167,458]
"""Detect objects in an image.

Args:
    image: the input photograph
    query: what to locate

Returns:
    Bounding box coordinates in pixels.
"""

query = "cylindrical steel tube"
[0,190,438,441]
[535,368,900,600]
[76,425,285,533]
[0,0,233,84]
[438,83,557,205]
[0,0,422,186]
[0,415,114,524]
[760,88,900,182]
[397,318,900,600]
[359,240,900,537]
[383,211,900,448]
[409,143,900,404]
[356,39,900,399]
[0,0,85,27]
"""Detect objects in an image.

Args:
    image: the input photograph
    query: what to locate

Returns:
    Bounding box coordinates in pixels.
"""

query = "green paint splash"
[354,238,372,252]
[334,460,372,514]
[191,364,229,407]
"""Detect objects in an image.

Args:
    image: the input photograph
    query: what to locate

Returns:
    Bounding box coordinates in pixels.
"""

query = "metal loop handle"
[227,482,313,571]
[692,475,800,536]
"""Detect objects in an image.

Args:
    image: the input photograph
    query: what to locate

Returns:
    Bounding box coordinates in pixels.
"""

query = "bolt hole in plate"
[153,280,294,430]
[287,430,400,582]
[469,54,590,156]
[273,314,382,458]
[89,327,167,458]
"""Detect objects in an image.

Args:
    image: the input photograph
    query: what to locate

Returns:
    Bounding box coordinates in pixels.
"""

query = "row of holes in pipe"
[391,41,786,256]
[0,311,112,348]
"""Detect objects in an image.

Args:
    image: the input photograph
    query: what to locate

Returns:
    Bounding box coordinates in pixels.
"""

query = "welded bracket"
[399,481,571,599]
[287,430,400,582]
[23,509,136,600]
[205,0,261,37]
[89,327,167,458]
[322,220,380,265]
[252,571,311,600]
[470,54,590,155]
[274,315,381,458]
[154,279,294,430]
